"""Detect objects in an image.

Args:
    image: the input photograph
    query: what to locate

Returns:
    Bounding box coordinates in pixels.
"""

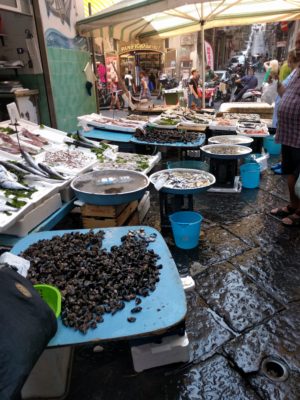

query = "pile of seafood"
[237,121,268,136]
[22,230,161,333]
[134,127,201,144]
[223,113,260,122]
[95,152,156,172]
[208,135,253,145]
[44,149,94,170]
[151,170,213,190]
[161,108,213,125]
[202,145,252,156]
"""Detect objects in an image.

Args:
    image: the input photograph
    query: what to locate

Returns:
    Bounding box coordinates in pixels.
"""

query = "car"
[228,55,246,69]
[214,70,230,81]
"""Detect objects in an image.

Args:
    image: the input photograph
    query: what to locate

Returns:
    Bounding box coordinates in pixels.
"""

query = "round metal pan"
[150,168,216,195]
[71,169,150,205]
[201,144,252,160]
[208,135,254,145]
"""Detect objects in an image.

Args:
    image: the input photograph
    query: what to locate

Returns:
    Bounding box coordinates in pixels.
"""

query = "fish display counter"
[0,119,118,237]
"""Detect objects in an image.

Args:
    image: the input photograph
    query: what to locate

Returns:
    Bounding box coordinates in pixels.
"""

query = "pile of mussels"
[135,127,200,144]
[21,230,161,333]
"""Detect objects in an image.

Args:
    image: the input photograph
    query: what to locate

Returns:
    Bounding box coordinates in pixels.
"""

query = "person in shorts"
[271,32,300,226]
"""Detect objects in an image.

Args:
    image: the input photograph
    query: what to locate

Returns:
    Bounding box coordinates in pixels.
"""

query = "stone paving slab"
[195,193,257,223]
[178,355,260,400]
[249,370,300,400]
[194,262,283,333]
[259,173,289,202]
[187,226,250,267]
[185,292,233,362]
[230,248,300,304]
[242,190,285,214]
[223,213,289,248]
[224,303,300,374]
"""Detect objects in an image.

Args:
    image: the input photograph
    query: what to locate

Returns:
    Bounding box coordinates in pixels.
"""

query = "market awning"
[77,0,300,40]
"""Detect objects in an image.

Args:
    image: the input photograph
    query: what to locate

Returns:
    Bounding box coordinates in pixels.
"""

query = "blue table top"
[130,134,206,148]
[83,129,133,143]
[11,226,187,347]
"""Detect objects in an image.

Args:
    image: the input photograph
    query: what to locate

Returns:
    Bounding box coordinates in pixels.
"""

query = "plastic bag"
[261,80,278,105]
[295,173,300,199]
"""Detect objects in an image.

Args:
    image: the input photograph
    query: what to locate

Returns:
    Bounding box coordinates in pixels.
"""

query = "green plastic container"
[34,284,62,318]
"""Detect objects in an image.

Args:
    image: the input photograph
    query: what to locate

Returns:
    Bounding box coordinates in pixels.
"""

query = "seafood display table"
[11,226,187,347]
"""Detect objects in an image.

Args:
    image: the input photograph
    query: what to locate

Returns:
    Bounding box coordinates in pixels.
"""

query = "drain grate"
[261,357,289,382]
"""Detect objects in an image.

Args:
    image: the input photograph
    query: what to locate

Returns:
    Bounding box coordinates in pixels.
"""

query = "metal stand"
[159,192,194,233]
[207,158,242,193]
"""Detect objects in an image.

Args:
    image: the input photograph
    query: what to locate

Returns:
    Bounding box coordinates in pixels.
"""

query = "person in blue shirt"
[234,67,258,101]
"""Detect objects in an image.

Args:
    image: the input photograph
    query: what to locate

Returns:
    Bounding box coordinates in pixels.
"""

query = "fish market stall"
[201,144,252,193]
[0,119,118,241]
[150,168,215,231]
[11,227,187,346]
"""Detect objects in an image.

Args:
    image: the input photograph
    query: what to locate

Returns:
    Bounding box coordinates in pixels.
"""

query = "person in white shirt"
[124,71,134,94]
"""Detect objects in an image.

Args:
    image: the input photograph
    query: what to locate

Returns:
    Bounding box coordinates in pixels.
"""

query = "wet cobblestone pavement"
[66,161,300,400]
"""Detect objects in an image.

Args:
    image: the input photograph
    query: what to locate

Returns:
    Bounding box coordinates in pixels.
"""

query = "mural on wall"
[43,0,88,50]
[46,29,88,50]
[45,0,73,26]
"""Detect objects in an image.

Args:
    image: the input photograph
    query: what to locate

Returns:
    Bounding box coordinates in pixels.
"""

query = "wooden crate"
[82,200,139,228]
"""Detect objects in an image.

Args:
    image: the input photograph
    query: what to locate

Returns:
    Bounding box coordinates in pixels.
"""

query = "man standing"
[205,65,218,82]
[271,32,300,226]
[188,69,200,108]
[234,66,258,101]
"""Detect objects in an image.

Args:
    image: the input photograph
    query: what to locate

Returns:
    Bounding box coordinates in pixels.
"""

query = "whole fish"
[0,160,29,175]
[0,145,19,154]
[20,150,47,175]
[0,165,28,190]
[0,200,17,212]
[38,163,65,180]
[71,139,95,149]
[14,161,47,177]
[20,128,48,145]
[77,131,98,147]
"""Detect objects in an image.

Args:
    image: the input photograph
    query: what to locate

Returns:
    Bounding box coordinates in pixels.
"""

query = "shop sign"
[180,34,194,46]
[205,41,214,69]
[119,43,161,54]
[277,41,287,48]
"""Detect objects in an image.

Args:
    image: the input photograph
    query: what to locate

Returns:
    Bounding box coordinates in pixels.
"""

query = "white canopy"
[77,0,300,40]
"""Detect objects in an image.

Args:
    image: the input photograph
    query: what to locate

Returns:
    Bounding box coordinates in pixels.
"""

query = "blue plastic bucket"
[169,211,203,249]
[263,135,281,155]
[240,162,260,189]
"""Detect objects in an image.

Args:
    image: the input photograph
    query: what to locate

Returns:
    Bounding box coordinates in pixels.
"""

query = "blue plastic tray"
[130,133,206,148]
[11,227,187,347]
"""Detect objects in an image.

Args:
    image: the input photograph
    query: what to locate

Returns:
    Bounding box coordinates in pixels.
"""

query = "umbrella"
[77,0,300,106]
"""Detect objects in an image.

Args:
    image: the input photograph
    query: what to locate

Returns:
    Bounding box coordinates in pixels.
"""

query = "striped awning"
[83,0,123,17]
[78,0,300,40]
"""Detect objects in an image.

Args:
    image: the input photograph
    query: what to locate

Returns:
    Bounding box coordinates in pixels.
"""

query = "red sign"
[205,41,214,69]
[281,21,288,32]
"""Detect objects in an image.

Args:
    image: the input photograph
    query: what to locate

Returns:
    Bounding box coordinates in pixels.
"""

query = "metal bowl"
[201,144,252,160]
[71,169,150,205]
[208,135,254,146]
[150,168,216,194]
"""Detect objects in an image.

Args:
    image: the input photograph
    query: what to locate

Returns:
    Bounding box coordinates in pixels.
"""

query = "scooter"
[241,88,262,102]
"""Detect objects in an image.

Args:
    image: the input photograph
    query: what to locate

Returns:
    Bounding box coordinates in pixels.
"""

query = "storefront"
[118,43,164,89]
